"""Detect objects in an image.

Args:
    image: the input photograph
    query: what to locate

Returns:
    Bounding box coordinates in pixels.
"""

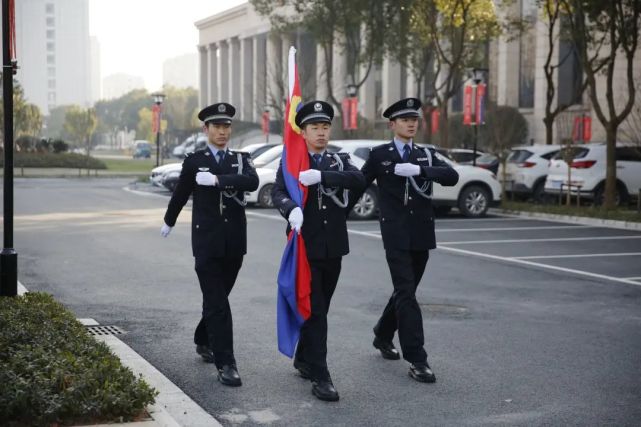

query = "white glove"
[160,223,172,238]
[196,171,218,186]
[394,163,421,177]
[288,207,304,233]
[298,169,322,186]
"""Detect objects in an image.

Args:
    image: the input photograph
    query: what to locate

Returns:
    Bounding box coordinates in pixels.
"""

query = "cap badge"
[218,104,226,112]
[314,102,322,112]
[407,99,414,107]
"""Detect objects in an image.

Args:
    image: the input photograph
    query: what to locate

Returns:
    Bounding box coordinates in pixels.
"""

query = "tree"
[161,85,200,141]
[560,0,641,209]
[45,105,74,140]
[136,107,167,143]
[0,78,43,142]
[538,0,589,146]
[410,0,502,148]
[64,106,97,155]
[251,0,389,120]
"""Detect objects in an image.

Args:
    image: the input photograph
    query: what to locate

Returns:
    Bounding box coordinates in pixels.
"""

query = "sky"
[89,0,246,91]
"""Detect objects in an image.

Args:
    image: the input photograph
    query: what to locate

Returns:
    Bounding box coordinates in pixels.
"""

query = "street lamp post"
[468,68,488,167]
[1,0,18,296]
[151,92,166,167]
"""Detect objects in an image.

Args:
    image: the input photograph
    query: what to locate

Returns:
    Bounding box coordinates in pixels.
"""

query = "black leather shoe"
[196,345,215,363]
[311,379,339,402]
[217,364,242,387]
[373,337,400,360]
[409,363,436,383]
[293,358,312,379]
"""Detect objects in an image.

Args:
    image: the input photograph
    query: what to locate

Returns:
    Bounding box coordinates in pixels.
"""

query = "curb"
[491,208,641,231]
[16,282,221,427]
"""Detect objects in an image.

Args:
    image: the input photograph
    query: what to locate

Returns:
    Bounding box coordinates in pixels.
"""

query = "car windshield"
[507,149,533,163]
[449,151,478,163]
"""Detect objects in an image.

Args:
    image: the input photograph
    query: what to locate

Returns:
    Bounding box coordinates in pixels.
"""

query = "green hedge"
[0,293,157,426]
[0,153,107,169]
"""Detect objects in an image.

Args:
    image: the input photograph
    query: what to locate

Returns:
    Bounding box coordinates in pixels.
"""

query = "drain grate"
[86,325,125,336]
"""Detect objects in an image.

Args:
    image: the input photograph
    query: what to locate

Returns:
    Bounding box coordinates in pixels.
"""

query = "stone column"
[208,42,218,105]
[382,57,401,108]
[199,45,208,106]
[229,37,242,110]
[266,33,282,115]
[253,34,267,122]
[359,62,377,123]
[240,37,254,121]
[218,40,230,101]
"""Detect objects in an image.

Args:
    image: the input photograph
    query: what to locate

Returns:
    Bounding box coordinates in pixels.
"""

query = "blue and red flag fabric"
[276,47,312,358]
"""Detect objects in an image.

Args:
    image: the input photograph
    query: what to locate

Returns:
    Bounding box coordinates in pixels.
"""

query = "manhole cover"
[420,303,469,318]
[86,325,125,336]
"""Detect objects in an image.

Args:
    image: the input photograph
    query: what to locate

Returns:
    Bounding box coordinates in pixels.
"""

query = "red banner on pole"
[431,108,440,135]
[349,97,358,130]
[572,117,582,142]
[463,85,473,125]
[262,111,270,135]
[152,104,160,134]
[583,116,591,142]
[475,83,486,125]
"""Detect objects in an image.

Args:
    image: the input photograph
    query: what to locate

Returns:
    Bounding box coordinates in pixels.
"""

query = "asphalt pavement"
[5,178,641,426]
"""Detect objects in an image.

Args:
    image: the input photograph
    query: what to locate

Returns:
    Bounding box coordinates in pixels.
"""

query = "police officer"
[272,100,365,402]
[160,102,258,387]
[349,98,458,383]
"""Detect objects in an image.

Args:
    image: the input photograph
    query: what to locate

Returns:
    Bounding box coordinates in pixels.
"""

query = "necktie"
[402,145,411,162]
[217,150,225,164]
[313,153,322,166]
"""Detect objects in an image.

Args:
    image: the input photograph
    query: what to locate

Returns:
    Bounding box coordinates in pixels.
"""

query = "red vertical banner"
[262,111,270,135]
[463,85,473,125]
[583,116,591,142]
[152,104,160,134]
[342,98,350,130]
[572,117,582,142]
[431,108,440,135]
[349,97,358,130]
[475,83,486,125]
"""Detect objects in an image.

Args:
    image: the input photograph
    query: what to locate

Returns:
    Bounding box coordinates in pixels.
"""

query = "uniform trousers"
[374,248,429,364]
[295,257,342,381]
[193,255,243,368]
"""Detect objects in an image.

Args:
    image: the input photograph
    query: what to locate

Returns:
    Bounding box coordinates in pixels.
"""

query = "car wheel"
[350,187,378,220]
[531,180,545,203]
[258,184,274,208]
[458,185,490,217]
[594,182,627,206]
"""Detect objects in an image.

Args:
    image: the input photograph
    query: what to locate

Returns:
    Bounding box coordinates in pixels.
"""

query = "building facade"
[163,53,199,89]
[14,0,93,115]
[196,1,641,145]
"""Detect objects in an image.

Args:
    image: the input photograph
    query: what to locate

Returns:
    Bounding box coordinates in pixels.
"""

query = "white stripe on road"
[342,230,641,287]
[436,225,591,232]
[514,252,641,260]
[439,235,641,245]
[435,217,533,222]
[621,276,641,280]
[437,245,641,287]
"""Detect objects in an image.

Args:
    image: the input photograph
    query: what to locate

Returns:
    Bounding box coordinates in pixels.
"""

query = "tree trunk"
[439,103,449,148]
[544,116,554,146]
[603,125,618,209]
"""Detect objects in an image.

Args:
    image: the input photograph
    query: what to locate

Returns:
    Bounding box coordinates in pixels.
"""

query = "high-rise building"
[14,0,92,115]
[102,73,145,100]
[163,53,198,89]
[90,36,101,102]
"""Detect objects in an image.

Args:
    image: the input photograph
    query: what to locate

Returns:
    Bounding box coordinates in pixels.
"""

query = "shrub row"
[0,292,157,426]
[0,152,107,169]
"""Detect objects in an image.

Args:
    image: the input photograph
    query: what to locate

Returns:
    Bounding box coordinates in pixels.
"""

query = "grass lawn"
[101,158,156,173]
[500,200,641,223]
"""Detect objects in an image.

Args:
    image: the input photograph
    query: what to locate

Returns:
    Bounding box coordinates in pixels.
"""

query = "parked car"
[150,162,182,187]
[445,148,485,164]
[237,142,278,159]
[133,140,151,159]
[473,153,499,174]
[499,144,560,201]
[544,142,641,205]
[172,134,207,158]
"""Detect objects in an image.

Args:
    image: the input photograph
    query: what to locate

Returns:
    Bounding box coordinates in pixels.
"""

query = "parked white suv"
[544,142,641,205]
[499,144,560,201]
